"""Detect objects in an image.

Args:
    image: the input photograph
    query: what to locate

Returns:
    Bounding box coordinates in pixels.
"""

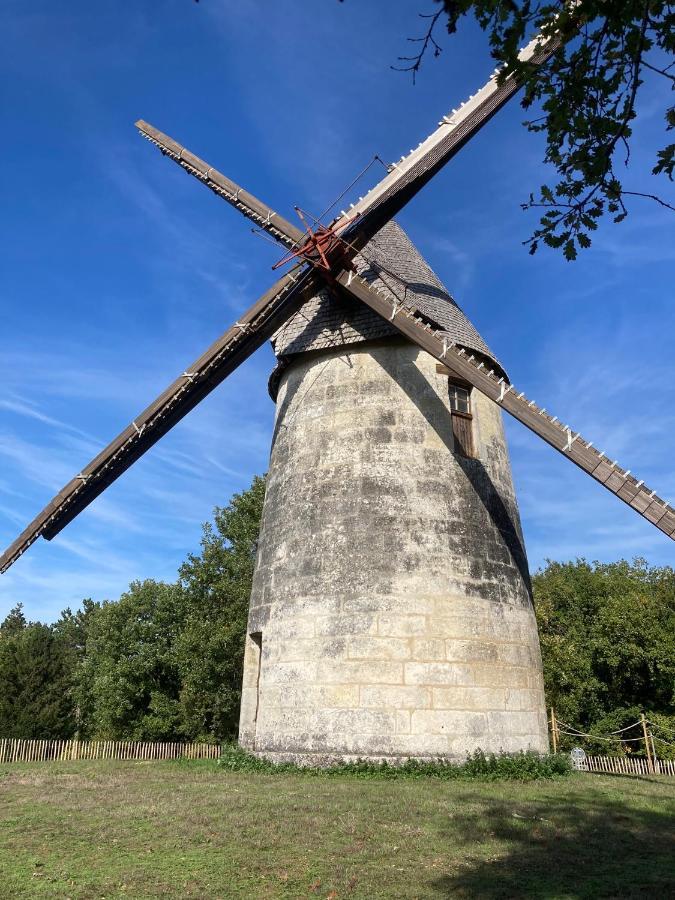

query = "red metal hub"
[272,207,358,275]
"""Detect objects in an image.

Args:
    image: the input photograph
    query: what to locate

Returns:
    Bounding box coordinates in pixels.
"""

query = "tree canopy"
[74,580,184,741]
[0,605,78,739]
[533,558,675,756]
[393,0,674,258]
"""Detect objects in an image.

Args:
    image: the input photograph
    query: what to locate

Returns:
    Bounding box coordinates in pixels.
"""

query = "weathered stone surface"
[239,338,549,762]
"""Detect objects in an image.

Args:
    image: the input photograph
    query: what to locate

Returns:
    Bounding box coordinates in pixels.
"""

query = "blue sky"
[1,0,673,624]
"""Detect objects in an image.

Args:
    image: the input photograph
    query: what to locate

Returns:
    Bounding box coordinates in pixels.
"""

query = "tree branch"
[392,10,444,83]
[392,1,674,257]
[620,190,675,212]
[642,59,675,82]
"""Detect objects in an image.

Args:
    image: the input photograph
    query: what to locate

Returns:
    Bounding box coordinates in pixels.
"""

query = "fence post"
[649,731,659,773]
[641,714,654,774]
[550,708,559,753]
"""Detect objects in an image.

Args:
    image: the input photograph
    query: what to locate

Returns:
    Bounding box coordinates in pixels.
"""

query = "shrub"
[216,745,572,781]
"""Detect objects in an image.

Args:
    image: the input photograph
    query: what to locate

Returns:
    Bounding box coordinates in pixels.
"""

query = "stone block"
[272,594,342,619]
[432,686,506,710]
[266,636,346,662]
[404,662,475,686]
[411,638,446,661]
[377,614,427,636]
[383,734,454,756]
[471,665,529,688]
[315,614,378,636]
[264,660,318,684]
[347,636,412,660]
[497,643,536,667]
[314,708,397,734]
[271,616,316,639]
[410,710,487,736]
[504,688,540,711]
[424,615,487,641]
[316,659,403,685]
[258,707,314,733]
[342,594,436,615]
[487,710,542,735]
[263,684,360,709]
[360,685,432,710]
[445,639,499,663]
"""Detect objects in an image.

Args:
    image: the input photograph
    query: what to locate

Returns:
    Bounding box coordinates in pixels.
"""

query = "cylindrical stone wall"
[238,337,549,764]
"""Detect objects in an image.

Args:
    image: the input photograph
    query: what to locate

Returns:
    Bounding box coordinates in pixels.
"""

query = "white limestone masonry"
[239,338,549,764]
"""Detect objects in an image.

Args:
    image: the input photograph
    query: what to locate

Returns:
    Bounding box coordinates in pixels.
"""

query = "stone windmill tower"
[3,28,674,763]
[237,221,547,763]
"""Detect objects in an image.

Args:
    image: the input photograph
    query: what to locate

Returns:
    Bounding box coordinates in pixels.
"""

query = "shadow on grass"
[432,783,675,898]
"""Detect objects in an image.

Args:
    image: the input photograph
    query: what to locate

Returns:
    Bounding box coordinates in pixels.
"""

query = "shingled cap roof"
[270,220,506,390]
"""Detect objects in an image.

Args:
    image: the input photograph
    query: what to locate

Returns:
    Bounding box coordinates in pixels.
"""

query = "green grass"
[0,760,673,899]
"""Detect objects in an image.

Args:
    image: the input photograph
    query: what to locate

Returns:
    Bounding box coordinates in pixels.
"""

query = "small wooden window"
[448,384,470,415]
[448,383,475,458]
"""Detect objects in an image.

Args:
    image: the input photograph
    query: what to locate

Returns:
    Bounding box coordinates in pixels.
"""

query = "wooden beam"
[135,121,305,248]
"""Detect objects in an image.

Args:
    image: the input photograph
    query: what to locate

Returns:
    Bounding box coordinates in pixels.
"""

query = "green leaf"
[563,239,577,261]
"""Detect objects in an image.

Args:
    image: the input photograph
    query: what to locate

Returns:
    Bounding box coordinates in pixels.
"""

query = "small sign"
[570,747,587,770]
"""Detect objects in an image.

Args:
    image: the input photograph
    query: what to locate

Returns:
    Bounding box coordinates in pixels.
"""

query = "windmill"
[2,26,673,764]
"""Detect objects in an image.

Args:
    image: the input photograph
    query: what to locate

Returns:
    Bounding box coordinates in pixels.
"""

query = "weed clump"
[216,744,571,781]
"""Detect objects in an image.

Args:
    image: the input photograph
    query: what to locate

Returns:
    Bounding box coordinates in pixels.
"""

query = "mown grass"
[0,760,673,898]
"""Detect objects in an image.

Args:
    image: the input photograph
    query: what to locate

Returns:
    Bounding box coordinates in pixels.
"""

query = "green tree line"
[1,473,673,755]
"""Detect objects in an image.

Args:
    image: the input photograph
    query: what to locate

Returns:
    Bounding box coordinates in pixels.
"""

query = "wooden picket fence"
[580,754,675,776]
[0,738,221,763]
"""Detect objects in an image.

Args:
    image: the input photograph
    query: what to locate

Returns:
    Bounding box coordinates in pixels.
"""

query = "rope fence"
[0,738,221,764]
[550,708,675,776]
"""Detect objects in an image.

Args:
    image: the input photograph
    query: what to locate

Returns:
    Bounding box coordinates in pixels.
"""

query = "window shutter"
[452,412,474,458]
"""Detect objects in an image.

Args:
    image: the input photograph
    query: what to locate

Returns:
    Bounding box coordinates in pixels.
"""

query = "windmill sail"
[337,31,560,246]
[0,265,318,574]
[135,121,305,248]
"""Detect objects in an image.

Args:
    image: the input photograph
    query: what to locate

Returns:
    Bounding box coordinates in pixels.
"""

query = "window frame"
[448,383,472,417]
[437,369,476,459]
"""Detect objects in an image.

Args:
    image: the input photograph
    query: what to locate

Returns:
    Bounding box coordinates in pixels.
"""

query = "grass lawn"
[0,761,673,899]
